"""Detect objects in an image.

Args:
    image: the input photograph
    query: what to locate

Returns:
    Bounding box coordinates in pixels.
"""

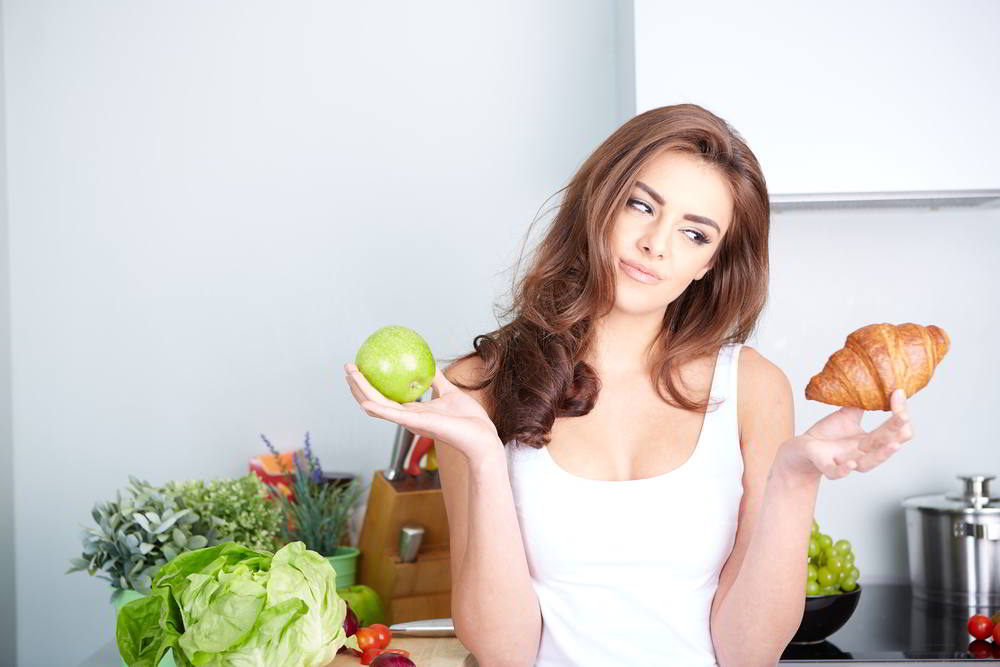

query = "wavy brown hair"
[444,103,770,449]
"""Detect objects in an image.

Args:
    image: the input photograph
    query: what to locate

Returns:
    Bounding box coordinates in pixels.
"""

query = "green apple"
[336,583,386,627]
[355,325,435,403]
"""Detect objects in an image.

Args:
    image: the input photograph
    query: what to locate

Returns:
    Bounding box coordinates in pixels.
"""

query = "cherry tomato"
[368,622,392,649]
[968,614,994,640]
[994,621,1000,644]
[356,626,381,652]
[968,639,992,659]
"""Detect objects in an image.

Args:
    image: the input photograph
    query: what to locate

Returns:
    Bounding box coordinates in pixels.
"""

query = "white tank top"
[504,343,744,666]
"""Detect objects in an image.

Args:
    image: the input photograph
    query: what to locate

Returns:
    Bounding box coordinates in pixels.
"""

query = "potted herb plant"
[68,476,223,667]
[259,432,365,588]
[166,474,282,552]
[70,474,285,667]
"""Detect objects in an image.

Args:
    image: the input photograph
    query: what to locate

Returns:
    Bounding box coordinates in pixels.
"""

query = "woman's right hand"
[343,362,501,463]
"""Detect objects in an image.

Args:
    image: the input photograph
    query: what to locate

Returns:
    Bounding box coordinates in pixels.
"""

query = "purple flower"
[303,432,323,483]
[259,433,292,474]
[259,433,279,458]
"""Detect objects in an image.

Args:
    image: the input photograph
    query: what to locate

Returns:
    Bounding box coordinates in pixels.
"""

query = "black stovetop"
[779,584,1000,662]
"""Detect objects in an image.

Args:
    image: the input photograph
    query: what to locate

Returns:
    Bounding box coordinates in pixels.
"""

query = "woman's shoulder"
[736,345,790,390]
[736,344,795,437]
[443,354,494,419]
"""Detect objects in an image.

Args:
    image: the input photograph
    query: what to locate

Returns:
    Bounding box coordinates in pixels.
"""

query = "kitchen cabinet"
[618,0,1000,202]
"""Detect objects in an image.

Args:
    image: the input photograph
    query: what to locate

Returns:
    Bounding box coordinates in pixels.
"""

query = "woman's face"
[610,150,733,314]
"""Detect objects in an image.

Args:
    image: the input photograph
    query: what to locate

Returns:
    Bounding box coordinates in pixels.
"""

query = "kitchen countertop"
[778,584,1000,664]
[78,636,473,667]
[328,638,471,666]
[80,585,999,666]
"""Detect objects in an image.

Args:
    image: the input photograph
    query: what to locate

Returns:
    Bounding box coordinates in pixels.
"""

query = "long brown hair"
[445,103,770,449]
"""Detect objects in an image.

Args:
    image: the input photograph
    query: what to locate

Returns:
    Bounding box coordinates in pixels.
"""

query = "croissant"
[805,323,950,411]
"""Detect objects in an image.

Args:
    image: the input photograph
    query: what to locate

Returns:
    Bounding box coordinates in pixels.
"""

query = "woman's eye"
[628,198,711,245]
[627,198,653,215]
[684,230,710,245]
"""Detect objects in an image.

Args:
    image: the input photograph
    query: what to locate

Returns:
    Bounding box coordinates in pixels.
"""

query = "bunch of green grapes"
[806,519,860,595]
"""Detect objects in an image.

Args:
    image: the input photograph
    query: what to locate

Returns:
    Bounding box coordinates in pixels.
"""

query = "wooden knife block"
[357,469,452,625]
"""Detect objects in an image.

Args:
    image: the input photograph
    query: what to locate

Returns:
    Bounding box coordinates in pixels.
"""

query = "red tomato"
[968,614,994,640]
[968,639,992,659]
[368,623,392,649]
[994,620,1000,644]
[356,627,381,652]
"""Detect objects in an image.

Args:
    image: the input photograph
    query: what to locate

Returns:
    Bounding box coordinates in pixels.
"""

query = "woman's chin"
[611,293,671,316]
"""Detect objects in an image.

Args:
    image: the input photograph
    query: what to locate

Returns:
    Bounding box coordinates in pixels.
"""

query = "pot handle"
[953,522,1000,540]
[946,474,997,505]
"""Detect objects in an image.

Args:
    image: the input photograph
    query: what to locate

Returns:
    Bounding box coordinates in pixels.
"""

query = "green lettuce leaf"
[116,542,349,667]
[116,586,188,667]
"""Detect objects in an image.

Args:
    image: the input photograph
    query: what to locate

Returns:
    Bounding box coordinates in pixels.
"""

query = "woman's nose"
[641,233,671,260]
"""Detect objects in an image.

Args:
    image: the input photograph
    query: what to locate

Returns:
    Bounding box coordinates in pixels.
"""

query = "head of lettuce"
[116,541,360,667]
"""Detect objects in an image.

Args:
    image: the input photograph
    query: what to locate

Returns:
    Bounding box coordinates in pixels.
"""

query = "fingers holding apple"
[344,362,398,408]
[431,366,455,393]
[347,374,499,457]
[346,326,501,459]
[343,355,423,431]
[344,365,423,427]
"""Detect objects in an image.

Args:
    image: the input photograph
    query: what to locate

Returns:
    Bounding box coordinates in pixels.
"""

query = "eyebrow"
[634,181,722,233]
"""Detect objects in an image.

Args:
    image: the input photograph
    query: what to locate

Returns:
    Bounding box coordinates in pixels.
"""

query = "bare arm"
[437,359,541,667]
[342,356,541,667]
[711,349,913,666]
[710,349,806,666]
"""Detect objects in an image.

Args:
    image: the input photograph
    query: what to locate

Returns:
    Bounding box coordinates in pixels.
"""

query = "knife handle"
[384,424,416,481]
[405,436,435,476]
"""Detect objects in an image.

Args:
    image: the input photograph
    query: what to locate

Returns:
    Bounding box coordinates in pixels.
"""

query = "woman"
[343,103,912,667]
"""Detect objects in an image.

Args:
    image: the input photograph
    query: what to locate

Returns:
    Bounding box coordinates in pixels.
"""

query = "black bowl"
[781,639,852,659]
[789,585,862,644]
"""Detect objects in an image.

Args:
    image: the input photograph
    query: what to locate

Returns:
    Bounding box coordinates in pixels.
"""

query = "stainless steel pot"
[901,474,1000,606]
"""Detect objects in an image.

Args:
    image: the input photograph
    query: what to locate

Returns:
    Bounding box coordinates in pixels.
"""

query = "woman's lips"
[620,259,660,284]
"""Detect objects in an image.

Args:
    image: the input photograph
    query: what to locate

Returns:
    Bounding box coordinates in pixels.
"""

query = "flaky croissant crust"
[805,322,950,411]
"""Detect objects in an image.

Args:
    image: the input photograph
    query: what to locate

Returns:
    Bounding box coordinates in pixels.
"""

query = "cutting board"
[328,637,472,666]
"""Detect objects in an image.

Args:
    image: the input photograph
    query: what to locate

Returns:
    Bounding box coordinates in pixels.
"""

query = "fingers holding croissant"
[805,322,950,411]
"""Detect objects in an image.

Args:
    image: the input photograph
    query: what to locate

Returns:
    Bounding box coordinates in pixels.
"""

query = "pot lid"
[901,474,1000,513]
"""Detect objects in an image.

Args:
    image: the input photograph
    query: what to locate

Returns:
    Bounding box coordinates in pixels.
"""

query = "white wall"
[3,1,619,664]
[4,2,998,666]
[0,1,17,665]
[759,203,1000,581]
[631,0,1000,194]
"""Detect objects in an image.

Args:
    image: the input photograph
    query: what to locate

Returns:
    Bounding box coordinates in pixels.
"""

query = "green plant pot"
[112,589,177,667]
[326,545,361,588]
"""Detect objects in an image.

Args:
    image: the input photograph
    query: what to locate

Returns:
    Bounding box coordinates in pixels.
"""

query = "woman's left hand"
[775,388,914,481]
